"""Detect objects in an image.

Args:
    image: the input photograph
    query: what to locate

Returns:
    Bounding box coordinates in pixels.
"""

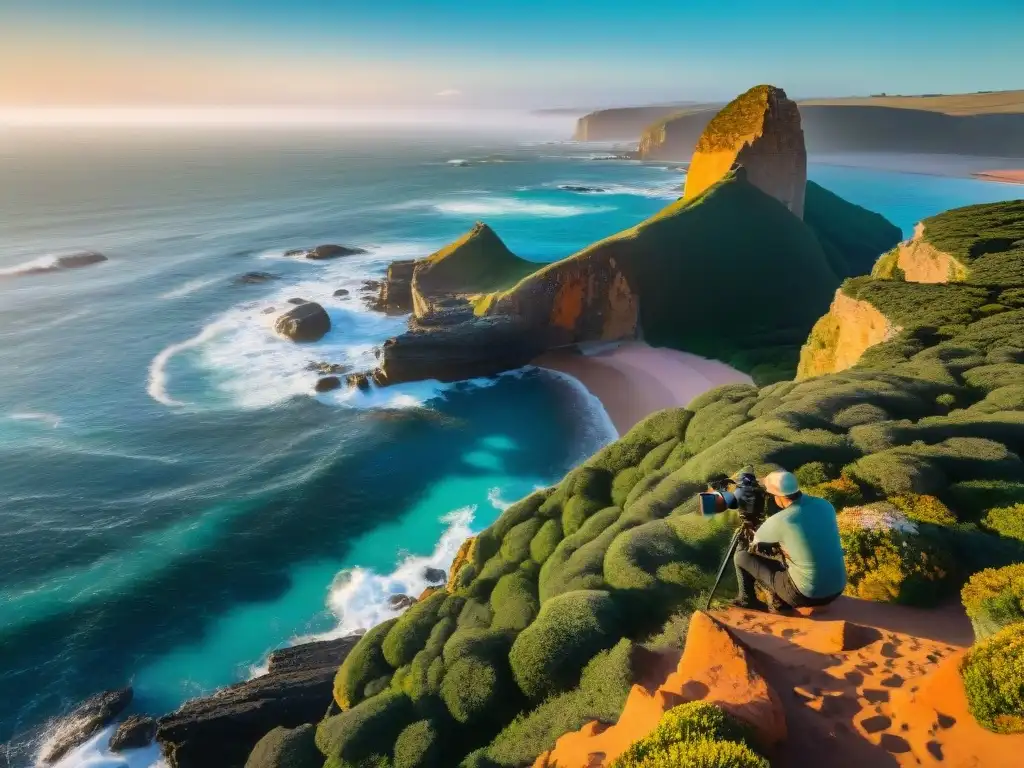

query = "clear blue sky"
[3,0,1023,107]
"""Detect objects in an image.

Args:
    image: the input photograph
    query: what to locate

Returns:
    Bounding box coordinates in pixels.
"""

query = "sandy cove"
[535,341,753,435]
[971,169,1024,185]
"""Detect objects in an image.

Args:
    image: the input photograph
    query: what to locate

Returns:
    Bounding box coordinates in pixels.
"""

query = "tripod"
[703,523,754,611]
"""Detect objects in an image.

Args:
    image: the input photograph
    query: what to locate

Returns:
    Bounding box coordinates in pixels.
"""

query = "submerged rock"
[286,298,308,305]
[314,376,341,393]
[156,635,360,768]
[388,594,417,610]
[305,361,349,375]
[41,687,133,763]
[235,271,279,285]
[14,251,108,277]
[558,185,607,193]
[423,567,447,584]
[274,303,330,342]
[244,724,321,768]
[333,288,350,297]
[109,715,157,752]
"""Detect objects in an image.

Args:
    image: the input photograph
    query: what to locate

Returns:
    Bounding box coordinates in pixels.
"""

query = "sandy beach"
[535,341,753,435]
[972,169,1024,184]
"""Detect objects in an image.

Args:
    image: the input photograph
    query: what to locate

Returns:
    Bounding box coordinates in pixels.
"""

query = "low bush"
[509,589,621,701]
[382,592,446,668]
[316,690,415,766]
[845,449,947,496]
[984,504,1024,541]
[806,475,864,509]
[889,494,957,526]
[490,571,540,631]
[441,656,510,725]
[610,702,765,768]
[483,639,634,767]
[334,618,399,709]
[943,480,1024,521]
[794,461,831,487]
[528,518,562,564]
[838,512,953,606]
[961,564,1024,639]
[961,623,1024,733]
[394,721,441,768]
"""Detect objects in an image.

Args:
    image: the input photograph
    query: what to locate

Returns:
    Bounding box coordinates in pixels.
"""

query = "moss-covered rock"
[245,724,321,768]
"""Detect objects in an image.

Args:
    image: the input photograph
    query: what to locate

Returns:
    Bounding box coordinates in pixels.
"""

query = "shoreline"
[534,341,753,435]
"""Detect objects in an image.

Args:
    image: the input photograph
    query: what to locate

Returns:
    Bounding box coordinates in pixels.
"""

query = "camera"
[697,469,767,526]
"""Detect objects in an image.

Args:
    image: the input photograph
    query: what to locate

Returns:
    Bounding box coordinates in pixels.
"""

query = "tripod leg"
[704,527,743,612]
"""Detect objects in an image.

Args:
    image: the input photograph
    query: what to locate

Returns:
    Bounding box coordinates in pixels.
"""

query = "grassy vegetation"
[918,200,1024,285]
[798,90,1024,115]
[313,200,1024,768]
[416,222,539,296]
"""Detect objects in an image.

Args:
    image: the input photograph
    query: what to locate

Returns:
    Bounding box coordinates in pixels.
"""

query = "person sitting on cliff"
[732,470,846,612]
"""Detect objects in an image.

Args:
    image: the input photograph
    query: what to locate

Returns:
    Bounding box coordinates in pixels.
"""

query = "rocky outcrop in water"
[274,303,330,342]
[236,272,279,285]
[109,715,157,752]
[285,244,368,260]
[40,688,133,763]
[314,376,341,392]
[372,259,416,314]
[156,635,360,768]
[683,85,806,218]
[11,251,108,278]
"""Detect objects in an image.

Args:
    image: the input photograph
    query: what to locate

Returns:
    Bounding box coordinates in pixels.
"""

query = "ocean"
[0,119,1020,767]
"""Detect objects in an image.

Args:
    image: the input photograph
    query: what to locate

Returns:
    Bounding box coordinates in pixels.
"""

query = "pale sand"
[972,169,1024,185]
[535,341,753,435]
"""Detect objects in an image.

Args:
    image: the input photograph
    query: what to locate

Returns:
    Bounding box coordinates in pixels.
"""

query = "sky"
[2,0,1023,111]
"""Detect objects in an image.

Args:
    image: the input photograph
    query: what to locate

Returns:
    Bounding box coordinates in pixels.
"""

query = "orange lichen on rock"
[551,275,587,331]
[796,288,901,379]
[894,222,969,283]
[532,611,784,768]
[600,268,640,341]
[447,536,476,590]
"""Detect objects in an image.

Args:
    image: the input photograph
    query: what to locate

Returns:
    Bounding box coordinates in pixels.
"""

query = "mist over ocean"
[0,118,1020,766]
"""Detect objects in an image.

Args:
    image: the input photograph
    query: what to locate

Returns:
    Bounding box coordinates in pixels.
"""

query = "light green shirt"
[753,494,847,598]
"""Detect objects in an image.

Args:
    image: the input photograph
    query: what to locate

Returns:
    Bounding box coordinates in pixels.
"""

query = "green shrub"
[441,655,511,725]
[984,504,1024,541]
[612,702,756,768]
[561,495,607,536]
[612,738,769,768]
[442,627,513,667]
[961,623,1024,733]
[500,518,544,564]
[794,461,831,488]
[483,639,634,767]
[382,592,446,668]
[943,480,1024,521]
[889,494,957,526]
[845,449,947,496]
[806,475,864,509]
[611,467,643,508]
[961,564,1024,639]
[528,518,562,564]
[490,571,540,631]
[509,590,621,701]
[394,721,441,768]
[246,724,321,768]
[838,513,953,606]
[457,598,494,629]
[316,690,415,765]
[334,618,399,709]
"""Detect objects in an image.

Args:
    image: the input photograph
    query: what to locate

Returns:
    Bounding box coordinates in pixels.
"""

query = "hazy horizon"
[3,1,1022,112]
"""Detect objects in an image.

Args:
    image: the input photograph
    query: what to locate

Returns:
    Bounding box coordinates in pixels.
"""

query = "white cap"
[763,470,800,496]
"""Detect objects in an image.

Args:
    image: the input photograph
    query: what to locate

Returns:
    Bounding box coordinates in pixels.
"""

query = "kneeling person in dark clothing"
[733,470,846,612]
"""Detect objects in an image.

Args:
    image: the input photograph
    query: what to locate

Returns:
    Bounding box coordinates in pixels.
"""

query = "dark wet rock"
[41,688,133,763]
[558,185,607,193]
[244,724,321,768]
[374,316,545,386]
[274,303,330,342]
[261,307,277,315]
[156,635,360,768]
[307,244,368,260]
[235,271,279,285]
[314,376,341,393]
[346,372,373,392]
[286,298,308,305]
[56,251,108,270]
[388,594,417,610]
[423,567,447,584]
[305,362,349,375]
[360,280,382,293]
[369,259,417,314]
[333,288,350,297]
[109,715,157,752]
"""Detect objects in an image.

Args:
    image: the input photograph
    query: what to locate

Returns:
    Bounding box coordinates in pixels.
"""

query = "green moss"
[382,592,447,668]
[528,518,562,564]
[418,223,539,296]
[490,571,540,631]
[316,690,415,766]
[394,721,441,768]
[441,655,512,725]
[508,590,621,701]
[334,618,400,710]
[961,623,1024,733]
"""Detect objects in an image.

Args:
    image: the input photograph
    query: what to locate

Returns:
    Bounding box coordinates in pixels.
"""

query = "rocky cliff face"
[637,109,716,160]
[881,223,970,283]
[683,85,807,218]
[796,288,901,379]
[573,105,690,141]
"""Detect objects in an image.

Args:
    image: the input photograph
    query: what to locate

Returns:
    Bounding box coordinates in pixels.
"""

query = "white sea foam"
[306,506,476,643]
[0,255,60,277]
[38,725,165,768]
[9,411,62,428]
[158,276,221,301]
[433,197,611,217]
[147,319,234,407]
[536,366,620,441]
[553,180,681,200]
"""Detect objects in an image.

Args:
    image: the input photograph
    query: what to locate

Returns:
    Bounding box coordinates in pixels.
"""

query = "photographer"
[732,470,846,612]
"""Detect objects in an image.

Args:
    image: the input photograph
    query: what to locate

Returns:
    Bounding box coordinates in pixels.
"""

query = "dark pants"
[734,549,841,608]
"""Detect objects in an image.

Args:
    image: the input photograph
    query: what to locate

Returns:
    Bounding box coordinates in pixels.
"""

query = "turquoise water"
[0,123,1020,766]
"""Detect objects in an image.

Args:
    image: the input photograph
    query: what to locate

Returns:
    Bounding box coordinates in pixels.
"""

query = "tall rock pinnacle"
[683,85,807,218]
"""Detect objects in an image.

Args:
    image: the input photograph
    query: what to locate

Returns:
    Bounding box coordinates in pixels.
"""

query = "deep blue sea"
[0,120,1020,767]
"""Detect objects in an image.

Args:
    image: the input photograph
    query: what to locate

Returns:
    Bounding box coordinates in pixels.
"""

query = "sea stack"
[683,85,807,218]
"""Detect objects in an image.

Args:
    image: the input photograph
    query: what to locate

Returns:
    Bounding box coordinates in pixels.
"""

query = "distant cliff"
[573,104,703,141]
